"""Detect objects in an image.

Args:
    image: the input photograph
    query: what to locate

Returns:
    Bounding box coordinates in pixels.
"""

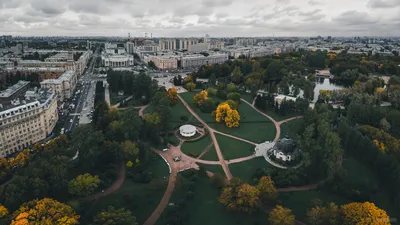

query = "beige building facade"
[0,89,58,157]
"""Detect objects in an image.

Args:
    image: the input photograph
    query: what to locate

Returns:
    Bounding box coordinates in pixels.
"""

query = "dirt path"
[197,142,214,159]
[84,162,126,201]
[213,130,257,145]
[277,184,318,192]
[178,95,233,180]
[143,164,178,225]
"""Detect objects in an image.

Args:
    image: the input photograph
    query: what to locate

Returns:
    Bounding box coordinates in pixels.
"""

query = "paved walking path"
[143,149,178,225]
[277,184,318,192]
[84,162,126,201]
[197,142,214,159]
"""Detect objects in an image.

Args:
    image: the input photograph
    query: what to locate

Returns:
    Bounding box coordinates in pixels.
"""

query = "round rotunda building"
[179,124,197,137]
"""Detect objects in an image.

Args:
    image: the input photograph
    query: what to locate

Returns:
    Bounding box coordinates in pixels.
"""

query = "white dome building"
[179,124,197,137]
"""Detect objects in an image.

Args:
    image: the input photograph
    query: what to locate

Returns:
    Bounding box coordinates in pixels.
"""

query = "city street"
[61,47,101,132]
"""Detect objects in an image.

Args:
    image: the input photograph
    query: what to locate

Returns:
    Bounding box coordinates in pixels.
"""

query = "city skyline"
[0,0,399,37]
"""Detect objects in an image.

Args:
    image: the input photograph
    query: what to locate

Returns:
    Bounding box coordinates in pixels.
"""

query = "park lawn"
[80,157,169,224]
[240,92,255,103]
[156,175,267,225]
[181,135,212,158]
[229,157,272,184]
[278,190,350,221]
[216,133,255,160]
[144,100,200,129]
[200,145,219,161]
[343,157,397,218]
[198,163,225,175]
[180,91,276,143]
[256,107,303,122]
[280,118,304,141]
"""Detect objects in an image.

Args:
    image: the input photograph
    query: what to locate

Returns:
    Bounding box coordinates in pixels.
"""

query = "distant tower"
[145,32,147,38]
[128,32,131,38]
[204,34,210,43]
[151,33,152,38]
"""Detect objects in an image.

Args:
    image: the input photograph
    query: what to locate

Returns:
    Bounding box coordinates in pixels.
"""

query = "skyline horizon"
[0,0,399,37]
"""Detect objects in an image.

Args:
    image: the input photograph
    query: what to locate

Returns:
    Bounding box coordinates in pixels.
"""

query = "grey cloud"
[302,13,324,21]
[333,10,379,25]
[263,5,298,19]
[367,0,400,8]
[308,0,323,5]
[298,9,322,16]
[202,0,232,7]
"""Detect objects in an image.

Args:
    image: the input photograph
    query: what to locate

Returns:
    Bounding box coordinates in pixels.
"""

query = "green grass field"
[80,157,169,225]
[229,157,271,184]
[198,163,225,175]
[280,118,304,140]
[216,133,255,160]
[181,135,212,157]
[180,91,276,143]
[200,145,219,161]
[156,175,267,225]
[145,100,200,129]
[260,108,302,121]
[240,92,255,103]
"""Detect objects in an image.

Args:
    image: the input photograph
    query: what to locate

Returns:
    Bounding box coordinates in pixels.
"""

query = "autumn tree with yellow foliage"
[256,176,277,203]
[68,173,101,197]
[218,183,261,213]
[215,103,240,128]
[268,205,295,225]
[167,87,178,105]
[341,202,390,225]
[0,204,8,218]
[11,198,79,225]
[193,90,208,106]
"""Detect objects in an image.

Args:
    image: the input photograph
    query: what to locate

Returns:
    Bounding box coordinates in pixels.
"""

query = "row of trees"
[107,71,158,104]
[255,94,310,116]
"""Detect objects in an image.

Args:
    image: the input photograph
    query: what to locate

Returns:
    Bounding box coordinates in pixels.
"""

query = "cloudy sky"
[0,0,400,37]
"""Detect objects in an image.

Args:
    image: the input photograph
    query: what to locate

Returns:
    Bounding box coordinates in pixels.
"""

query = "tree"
[68,173,101,197]
[227,92,241,102]
[121,106,142,141]
[226,83,237,93]
[167,87,178,105]
[218,183,261,213]
[121,140,140,161]
[307,202,340,225]
[206,87,217,96]
[256,176,277,203]
[268,205,295,225]
[0,204,8,218]
[148,61,156,69]
[380,118,391,132]
[11,198,79,225]
[93,206,138,225]
[215,103,231,123]
[341,202,390,225]
[193,90,209,106]
[231,66,243,84]
[225,109,240,128]
[186,82,196,91]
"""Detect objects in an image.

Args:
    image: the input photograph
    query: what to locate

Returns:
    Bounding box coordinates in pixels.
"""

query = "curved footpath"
[84,162,126,201]
[143,149,178,225]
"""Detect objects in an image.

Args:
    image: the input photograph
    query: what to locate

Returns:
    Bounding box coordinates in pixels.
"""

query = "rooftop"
[0,81,30,98]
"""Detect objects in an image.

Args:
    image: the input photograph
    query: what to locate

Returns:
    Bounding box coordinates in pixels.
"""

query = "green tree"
[227,92,241,102]
[93,206,138,225]
[307,202,340,225]
[231,66,243,84]
[121,106,142,141]
[68,173,101,197]
[186,82,196,92]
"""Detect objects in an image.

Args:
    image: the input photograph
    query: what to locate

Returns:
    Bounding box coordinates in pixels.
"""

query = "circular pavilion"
[179,124,197,137]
